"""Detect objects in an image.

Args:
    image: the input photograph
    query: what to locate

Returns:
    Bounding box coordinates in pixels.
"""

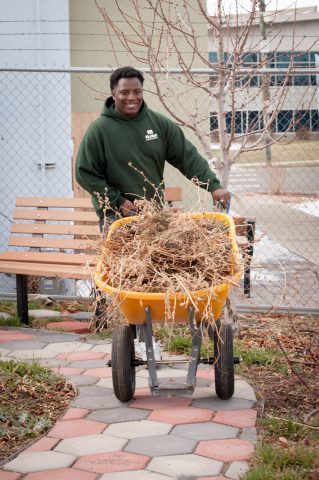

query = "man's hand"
[211,188,231,209]
[120,199,137,217]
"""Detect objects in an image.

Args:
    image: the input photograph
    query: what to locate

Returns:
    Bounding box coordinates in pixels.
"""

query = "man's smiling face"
[112,77,144,118]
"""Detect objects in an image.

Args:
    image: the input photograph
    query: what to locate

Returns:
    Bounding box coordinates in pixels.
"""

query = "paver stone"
[73,451,149,473]
[196,439,254,461]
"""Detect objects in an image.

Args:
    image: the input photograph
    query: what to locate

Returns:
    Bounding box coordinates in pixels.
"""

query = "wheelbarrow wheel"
[112,324,136,402]
[214,319,234,400]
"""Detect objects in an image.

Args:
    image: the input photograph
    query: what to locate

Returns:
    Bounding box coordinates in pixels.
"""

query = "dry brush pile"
[98,203,241,319]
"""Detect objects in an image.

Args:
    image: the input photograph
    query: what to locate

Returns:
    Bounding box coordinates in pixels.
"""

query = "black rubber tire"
[214,319,234,400]
[112,324,136,402]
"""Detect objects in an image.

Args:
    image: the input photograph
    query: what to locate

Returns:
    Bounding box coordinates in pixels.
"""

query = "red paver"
[130,396,191,410]
[196,369,214,380]
[62,408,89,420]
[74,451,149,473]
[196,439,254,462]
[83,368,112,378]
[24,469,97,480]
[47,419,106,439]
[213,409,257,428]
[52,367,85,375]
[148,406,213,425]
[46,321,91,334]
[0,472,21,480]
[23,436,60,453]
[134,388,152,396]
[197,477,226,479]
[0,331,35,343]
[56,351,107,361]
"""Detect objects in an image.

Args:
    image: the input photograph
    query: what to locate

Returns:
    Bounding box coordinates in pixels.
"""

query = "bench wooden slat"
[0,261,93,279]
[8,237,96,250]
[0,251,96,266]
[11,224,100,236]
[13,209,98,222]
[16,197,94,209]
[165,187,182,202]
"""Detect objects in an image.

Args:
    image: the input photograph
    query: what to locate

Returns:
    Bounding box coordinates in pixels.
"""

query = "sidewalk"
[0,325,258,480]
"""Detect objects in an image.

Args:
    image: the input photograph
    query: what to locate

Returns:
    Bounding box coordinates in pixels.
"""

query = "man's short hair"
[110,66,144,90]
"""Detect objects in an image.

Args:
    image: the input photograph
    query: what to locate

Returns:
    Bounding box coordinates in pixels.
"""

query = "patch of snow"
[290,200,319,218]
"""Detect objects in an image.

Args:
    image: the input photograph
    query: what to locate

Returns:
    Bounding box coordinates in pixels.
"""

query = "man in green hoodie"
[75,66,229,228]
[76,66,229,360]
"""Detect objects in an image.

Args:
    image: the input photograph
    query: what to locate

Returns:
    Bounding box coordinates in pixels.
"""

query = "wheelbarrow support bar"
[147,305,202,397]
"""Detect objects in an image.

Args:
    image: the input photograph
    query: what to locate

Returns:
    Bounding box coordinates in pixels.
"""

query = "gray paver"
[105,420,172,439]
[68,374,98,386]
[3,451,76,473]
[240,427,258,444]
[36,332,81,342]
[234,379,257,401]
[97,376,149,389]
[125,434,197,457]
[100,471,171,479]
[0,341,46,350]
[91,344,112,353]
[43,341,92,353]
[171,422,238,441]
[37,358,69,368]
[70,312,93,320]
[29,309,62,318]
[192,397,255,411]
[7,349,57,359]
[87,407,150,423]
[68,359,108,368]
[191,386,216,399]
[147,453,223,477]
[55,433,127,456]
[0,348,11,356]
[72,393,127,409]
[78,385,112,397]
[225,460,250,479]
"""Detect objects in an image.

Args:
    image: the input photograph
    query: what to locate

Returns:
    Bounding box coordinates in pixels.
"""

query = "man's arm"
[75,132,125,211]
[163,120,229,206]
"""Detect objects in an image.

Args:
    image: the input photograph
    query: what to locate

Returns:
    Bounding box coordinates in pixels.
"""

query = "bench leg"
[16,274,29,325]
[244,220,255,297]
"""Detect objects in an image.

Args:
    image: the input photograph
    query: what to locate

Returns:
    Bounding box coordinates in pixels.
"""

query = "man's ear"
[111,90,115,99]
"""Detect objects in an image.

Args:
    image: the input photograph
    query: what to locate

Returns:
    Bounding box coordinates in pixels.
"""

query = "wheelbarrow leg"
[145,306,159,388]
[186,306,202,388]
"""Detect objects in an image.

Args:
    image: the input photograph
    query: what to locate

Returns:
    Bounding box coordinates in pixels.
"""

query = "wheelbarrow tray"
[95,212,242,325]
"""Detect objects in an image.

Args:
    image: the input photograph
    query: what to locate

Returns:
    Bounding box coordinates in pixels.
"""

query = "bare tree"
[94,0,318,188]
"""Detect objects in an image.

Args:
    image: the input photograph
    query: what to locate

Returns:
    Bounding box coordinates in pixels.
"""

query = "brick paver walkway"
[0,327,258,479]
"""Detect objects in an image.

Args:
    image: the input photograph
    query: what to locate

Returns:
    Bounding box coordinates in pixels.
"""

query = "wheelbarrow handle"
[215,196,231,214]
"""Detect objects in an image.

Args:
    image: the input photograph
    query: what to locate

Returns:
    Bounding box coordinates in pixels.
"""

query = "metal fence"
[0,67,318,312]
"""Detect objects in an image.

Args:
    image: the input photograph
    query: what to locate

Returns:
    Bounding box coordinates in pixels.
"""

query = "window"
[277,111,293,132]
[211,109,319,135]
[311,110,319,131]
[210,113,219,132]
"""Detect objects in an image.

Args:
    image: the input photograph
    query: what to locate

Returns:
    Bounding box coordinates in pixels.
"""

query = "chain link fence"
[0,67,318,312]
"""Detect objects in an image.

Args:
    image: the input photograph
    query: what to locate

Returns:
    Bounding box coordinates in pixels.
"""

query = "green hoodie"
[75,97,222,218]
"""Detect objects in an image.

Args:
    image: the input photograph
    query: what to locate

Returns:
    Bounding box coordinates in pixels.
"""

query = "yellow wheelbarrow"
[95,212,243,403]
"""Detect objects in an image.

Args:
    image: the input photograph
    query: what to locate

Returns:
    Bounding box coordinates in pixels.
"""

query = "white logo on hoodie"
[145,129,158,141]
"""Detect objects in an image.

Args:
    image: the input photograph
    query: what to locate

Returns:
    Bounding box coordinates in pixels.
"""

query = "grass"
[0,359,75,461]
[212,139,319,165]
[243,442,319,480]
[234,340,282,366]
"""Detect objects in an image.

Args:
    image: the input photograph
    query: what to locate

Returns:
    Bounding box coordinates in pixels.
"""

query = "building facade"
[208,6,319,137]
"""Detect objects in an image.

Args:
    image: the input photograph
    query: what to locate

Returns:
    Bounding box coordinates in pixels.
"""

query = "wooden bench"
[0,190,254,325]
